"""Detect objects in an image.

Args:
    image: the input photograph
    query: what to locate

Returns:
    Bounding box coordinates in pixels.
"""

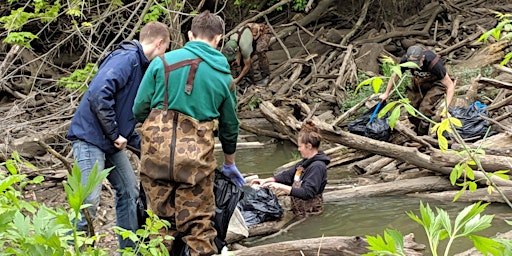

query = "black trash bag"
[238,186,283,226]
[138,168,244,255]
[212,168,244,250]
[448,101,491,140]
[348,101,391,141]
[136,182,148,229]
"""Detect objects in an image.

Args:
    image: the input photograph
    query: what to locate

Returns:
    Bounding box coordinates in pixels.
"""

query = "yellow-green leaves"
[355,77,383,94]
[430,117,462,152]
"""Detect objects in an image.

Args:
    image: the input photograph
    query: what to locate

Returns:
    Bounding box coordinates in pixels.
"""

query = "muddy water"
[216,142,512,254]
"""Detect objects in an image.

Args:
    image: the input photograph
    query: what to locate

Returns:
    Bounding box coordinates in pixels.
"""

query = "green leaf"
[465,165,475,180]
[378,101,398,118]
[468,181,478,192]
[403,104,416,116]
[449,168,459,185]
[388,106,401,130]
[399,61,420,69]
[371,77,383,94]
[355,78,373,93]
[468,235,504,255]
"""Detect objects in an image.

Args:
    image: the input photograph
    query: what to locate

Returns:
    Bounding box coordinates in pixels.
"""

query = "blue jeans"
[71,140,139,249]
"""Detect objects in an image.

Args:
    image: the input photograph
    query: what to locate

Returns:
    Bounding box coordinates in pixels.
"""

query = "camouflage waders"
[247,23,271,79]
[139,56,218,256]
[407,76,445,135]
[290,166,324,218]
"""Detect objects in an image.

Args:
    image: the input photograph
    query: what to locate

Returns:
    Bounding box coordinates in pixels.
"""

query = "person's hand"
[250,178,264,186]
[222,163,246,187]
[114,135,127,150]
[379,92,389,102]
[233,77,241,84]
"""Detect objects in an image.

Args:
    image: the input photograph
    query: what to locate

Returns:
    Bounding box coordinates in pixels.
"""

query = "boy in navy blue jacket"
[66,21,170,250]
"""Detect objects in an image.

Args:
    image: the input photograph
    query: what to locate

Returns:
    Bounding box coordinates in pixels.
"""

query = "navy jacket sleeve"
[87,54,133,142]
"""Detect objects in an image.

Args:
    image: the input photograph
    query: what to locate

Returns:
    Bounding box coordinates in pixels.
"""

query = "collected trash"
[348,101,391,141]
[238,186,283,226]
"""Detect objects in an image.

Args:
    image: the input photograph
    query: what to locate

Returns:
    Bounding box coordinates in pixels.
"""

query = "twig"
[264,15,290,60]
[479,114,512,133]
[340,0,371,46]
[290,22,348,49]
[246,217,307,244]
[34,138,72,174]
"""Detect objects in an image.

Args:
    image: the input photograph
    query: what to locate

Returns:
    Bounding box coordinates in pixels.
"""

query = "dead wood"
[324,176,454,201]
[410,187,512,204]
[232,234,424,256]
[259,100,512,187]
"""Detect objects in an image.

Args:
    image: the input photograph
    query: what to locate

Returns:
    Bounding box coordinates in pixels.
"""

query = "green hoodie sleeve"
[133,59,160,122]
[218,83,239,155]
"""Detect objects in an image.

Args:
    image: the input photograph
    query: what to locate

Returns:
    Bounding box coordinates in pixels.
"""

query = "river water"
[216,141,512,254]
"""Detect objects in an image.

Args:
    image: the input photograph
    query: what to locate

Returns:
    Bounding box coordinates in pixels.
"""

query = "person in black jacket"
[250,120,330,217]
[66,21,170,250]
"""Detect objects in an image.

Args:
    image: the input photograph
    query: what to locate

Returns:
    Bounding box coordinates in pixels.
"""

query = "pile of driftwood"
[1,0,512,255]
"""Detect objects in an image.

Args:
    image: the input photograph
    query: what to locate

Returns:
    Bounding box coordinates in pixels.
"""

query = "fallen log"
[410,187,512,204]
[259,100,512,187]
[231,235,423,256]
[323,176,455,202]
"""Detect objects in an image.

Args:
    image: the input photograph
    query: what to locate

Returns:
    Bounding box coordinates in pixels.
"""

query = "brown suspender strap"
[158,55,203,110]
[429,54,441,70]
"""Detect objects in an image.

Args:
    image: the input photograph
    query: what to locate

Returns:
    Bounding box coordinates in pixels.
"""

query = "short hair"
[298,120,322,149]
[139,21,171,44]
[190,10,224,40]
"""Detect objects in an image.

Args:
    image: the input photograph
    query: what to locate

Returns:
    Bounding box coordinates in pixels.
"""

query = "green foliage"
[430,117,462,152]
[291,0,308,11]
[57,63,98,92]
[116,210,173,256]
[2,32,38,48]
[363,229,406,256]
[248,97,261,111]
[65,161,111,254]
[0,1,61,48]
[366,202,511,256]
[143,0,178,23]
[0,152,82,255]
[479,12,512,66]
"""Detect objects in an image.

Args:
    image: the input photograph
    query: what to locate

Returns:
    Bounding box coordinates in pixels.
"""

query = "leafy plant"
[365,202,511,256]
[363,229,406,256]
[479,12,512,66]
[116,210,173,256]
[57,63,98,92]
[0,1,61,48]
[248,96,262,111]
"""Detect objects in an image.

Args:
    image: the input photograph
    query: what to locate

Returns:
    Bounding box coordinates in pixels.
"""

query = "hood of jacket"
[300,152,331,168]
[183,41,231,75]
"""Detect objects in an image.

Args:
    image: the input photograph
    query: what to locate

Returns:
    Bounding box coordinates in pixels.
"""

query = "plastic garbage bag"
[213,169,244,249]
[448,101,491,140]
[348,101,391,141]
[238,186,283,226]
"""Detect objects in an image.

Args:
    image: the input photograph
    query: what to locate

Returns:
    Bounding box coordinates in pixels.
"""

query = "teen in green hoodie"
[133,11,243,256]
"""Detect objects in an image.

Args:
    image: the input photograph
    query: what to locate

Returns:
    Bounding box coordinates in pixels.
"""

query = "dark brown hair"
[298,120,322,149]
[190,10,224,40]
[139,21,171,44]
